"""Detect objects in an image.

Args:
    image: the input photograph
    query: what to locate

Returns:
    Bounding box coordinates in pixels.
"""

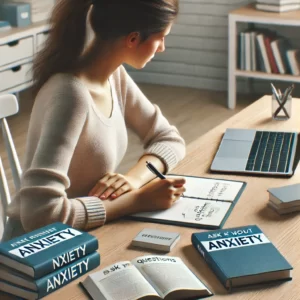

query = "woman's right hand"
[136,176,186,212]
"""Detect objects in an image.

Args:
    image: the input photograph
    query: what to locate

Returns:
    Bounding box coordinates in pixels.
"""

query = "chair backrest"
[0,94,21,229]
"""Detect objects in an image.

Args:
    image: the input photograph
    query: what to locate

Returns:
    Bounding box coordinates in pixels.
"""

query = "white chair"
[0,94,22,229]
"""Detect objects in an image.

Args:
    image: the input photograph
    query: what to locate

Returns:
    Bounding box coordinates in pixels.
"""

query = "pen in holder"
[271,83,294,120]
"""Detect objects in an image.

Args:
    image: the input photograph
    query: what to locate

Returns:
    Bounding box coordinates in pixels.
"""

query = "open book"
[130,175,246,229]
[81,255,213,300]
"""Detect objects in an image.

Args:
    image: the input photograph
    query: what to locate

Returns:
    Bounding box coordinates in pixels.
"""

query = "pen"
[146,161,166,179]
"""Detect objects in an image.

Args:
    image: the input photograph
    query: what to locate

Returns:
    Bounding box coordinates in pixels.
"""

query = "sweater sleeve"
[117,66,186,172]
[16,81,106,233]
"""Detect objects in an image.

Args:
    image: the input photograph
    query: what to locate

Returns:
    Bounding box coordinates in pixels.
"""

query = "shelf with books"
[0,222,100,299]
[228,3,300,109]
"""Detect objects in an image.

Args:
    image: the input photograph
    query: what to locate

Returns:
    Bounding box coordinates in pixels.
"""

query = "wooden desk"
[3,95,300,299]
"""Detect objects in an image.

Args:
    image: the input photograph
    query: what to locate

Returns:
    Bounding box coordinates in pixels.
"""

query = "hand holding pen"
[146,161,185,197]
[146,161,166,179]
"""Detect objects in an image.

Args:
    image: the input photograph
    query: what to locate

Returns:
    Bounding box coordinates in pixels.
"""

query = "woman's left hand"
[88,173,141,200]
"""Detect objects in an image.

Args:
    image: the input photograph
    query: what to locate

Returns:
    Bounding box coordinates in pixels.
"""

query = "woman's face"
[127,23,173,69]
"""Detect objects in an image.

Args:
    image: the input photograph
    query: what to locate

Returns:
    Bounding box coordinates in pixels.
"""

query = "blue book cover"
[0,251,100,299]
[0,222,98,279]
[192,225,293,291]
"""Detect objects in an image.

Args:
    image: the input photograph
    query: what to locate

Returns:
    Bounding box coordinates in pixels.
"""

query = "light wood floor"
[0,84,257,236]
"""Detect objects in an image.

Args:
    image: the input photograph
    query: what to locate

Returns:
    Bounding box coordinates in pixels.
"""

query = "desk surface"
[3,95,300,299]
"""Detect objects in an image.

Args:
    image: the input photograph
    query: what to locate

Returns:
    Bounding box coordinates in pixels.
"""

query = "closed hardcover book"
[256,33,272,73]
[257,0,300,4]
[264,36,279,73]
[0,251,100,299]
[268,183,300,214]
[192,225,292,291]
[268,183,300,205]
[0,222,98,279]
[256,0,300,5]
[131,228,180,252]
[286,49,300,75]
[239,32,245,70]
[255,3,300,11]
[270,38,291,74]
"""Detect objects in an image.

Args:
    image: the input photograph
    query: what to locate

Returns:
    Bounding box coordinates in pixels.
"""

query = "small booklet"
[130,175,246,229]
[131,228,180,252]
[81,255,213,300]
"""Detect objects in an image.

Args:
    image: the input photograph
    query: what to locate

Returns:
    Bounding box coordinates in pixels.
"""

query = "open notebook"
[130,175,246,229]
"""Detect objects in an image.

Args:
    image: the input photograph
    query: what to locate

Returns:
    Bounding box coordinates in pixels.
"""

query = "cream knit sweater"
[7,66,185,234]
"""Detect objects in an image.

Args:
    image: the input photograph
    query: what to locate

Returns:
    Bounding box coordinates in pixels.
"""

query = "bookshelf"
[228,4,300,109]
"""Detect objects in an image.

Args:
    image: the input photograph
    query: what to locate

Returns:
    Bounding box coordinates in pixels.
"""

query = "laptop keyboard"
[245,131,295,173]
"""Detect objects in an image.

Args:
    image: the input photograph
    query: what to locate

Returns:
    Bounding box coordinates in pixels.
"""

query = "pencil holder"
[272,94,292,121]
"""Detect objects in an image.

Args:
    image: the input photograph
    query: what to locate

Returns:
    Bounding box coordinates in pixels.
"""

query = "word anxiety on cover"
[202,228,270,252]
[9,228,82,258]
[47,257,90,292]
[53,244,87,270]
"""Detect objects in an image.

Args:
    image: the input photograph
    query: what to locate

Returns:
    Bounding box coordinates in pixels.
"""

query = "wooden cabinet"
[0,21,49,95]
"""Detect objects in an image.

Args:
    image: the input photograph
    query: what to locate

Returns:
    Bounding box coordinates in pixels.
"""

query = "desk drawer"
[0,36,34,67]
[0,62,32,91]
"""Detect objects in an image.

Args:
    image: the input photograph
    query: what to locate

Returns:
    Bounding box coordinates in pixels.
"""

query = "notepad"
[130,175,246,229]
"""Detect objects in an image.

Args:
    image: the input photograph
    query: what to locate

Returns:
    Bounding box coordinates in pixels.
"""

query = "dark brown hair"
[32,0,179,94]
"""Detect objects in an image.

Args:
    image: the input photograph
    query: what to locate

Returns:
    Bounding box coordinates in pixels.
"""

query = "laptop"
[211,128,299,177]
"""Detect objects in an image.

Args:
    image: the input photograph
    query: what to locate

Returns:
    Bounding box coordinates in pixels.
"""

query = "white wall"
[127,0,252,92]
[127,0,300,97]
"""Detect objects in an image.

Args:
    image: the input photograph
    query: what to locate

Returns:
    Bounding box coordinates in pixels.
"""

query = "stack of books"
[255,0,300,12]
[0,222,100,299]
[268,183,300,214]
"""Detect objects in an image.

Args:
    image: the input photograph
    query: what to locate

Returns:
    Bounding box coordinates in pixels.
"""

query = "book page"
[133,197,231,227]
[132,256,209,298]
[88,261,159,300]
[171,175,244,202]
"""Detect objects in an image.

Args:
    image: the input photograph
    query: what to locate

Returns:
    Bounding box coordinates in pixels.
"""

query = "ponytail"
[32,0,92,95]
[33,0,179,95]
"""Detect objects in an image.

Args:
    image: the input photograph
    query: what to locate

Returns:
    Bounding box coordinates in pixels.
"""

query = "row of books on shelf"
[255,0,300,12]
[238,29,300,75]
[0,222,294,299]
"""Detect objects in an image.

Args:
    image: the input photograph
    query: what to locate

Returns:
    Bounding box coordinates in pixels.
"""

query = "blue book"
[0,251,100,299]
[0,222,98,279]
[192,225,293,291]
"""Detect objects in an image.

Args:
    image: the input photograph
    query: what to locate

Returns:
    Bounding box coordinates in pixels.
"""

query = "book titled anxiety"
[0,222,99,279]
[0,251,100,299]
[192,225,292,291]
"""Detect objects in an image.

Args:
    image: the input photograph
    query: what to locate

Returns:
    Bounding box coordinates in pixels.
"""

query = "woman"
[4,0,186,240]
